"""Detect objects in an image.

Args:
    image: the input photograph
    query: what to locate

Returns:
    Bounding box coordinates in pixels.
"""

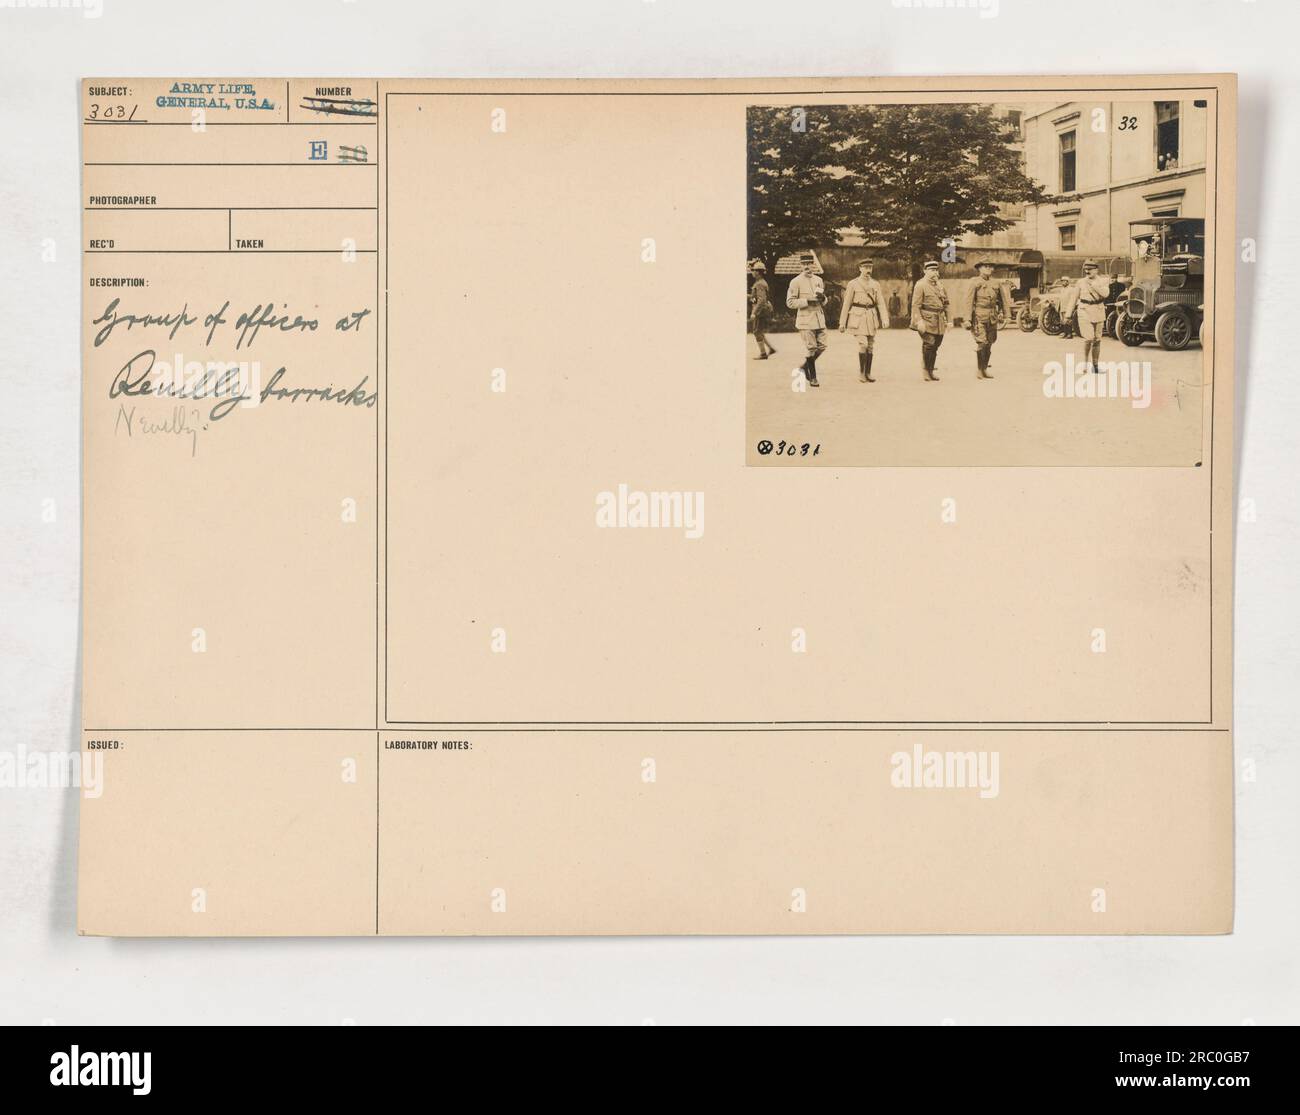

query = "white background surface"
[1,0,1296,1025]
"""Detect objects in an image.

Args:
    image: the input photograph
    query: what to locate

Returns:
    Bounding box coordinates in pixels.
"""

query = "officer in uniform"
[838,257,889,382]
[748,260,776,360]
[963,259,1012,379]
[786,252,827,387]
[909,259,950,381]
[1071,259,1110,373]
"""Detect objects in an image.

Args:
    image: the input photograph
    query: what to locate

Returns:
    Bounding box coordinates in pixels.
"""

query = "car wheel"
[1116,312,1145,347]
[1104,310,1117,339]
[1155,309,1192,351]
[1018,308,1037,332]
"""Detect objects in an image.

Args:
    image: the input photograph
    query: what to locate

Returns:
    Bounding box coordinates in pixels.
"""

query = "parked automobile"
[1112,217,1204,350]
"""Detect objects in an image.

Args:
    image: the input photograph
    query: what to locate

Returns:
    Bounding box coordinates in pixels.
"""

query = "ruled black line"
[1209,92,1220,726]
[86,250,377,255]
[85,121,375,126]
[384,93,390,728]
[83,727,377,732]
[381,86,1216,97]
[85,162,378,167]
[84,206,377,211]
[83,725,1227,734]
[381,726,1230,735]
[385,719,1218,727]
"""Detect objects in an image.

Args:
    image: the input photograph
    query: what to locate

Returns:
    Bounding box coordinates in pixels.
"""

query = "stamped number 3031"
[757,439,821,458]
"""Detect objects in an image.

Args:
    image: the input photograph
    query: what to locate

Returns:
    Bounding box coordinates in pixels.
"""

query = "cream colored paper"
[79,76,1234,935]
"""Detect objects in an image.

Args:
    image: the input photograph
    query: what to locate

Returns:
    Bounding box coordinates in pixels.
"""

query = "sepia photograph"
[746,98,1212,465]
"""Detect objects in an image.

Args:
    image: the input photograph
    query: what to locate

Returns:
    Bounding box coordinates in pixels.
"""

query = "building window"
[1059,130,1077,192]
[1059,225,1076,252]
[1005,109,1022,138]
[1156,101,1180,171]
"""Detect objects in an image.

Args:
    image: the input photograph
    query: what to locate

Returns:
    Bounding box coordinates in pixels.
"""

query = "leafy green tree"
[747,106,851,269]
[747,104,1053,277]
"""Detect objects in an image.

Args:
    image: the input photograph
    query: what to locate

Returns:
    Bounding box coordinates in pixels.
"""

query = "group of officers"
[747,252,1111,387]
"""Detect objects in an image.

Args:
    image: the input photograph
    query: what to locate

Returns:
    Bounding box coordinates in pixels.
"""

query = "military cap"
[974,259,996,269]
[750,259,766,271]
[857,258,874,267]
[923,259,941,270]
[799,252,816,262]
[1082,258,1099,269]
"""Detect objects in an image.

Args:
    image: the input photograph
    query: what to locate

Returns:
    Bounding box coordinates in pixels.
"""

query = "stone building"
[961,98,1209,289]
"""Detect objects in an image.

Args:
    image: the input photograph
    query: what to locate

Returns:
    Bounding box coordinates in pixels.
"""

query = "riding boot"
[864,352,875,382]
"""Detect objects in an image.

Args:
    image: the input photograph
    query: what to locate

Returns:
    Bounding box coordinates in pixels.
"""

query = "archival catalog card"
[78,76,1235,935]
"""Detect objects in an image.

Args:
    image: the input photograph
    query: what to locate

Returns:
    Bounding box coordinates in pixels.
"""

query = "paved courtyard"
[745,326,1208,467]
